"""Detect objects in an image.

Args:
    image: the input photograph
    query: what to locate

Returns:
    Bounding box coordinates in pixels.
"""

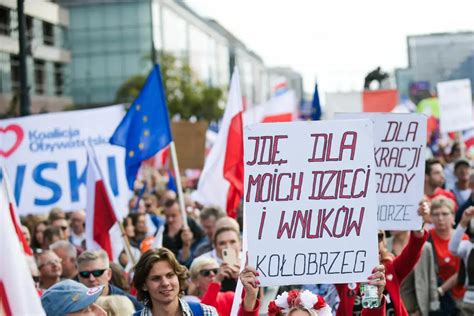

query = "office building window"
[10,54,19,91]
[54,63,64,96]
[34,59,45,94]
[0,53,10,93]
[43,21,54,46]
[26,16,33,42]
[0,6,9,36]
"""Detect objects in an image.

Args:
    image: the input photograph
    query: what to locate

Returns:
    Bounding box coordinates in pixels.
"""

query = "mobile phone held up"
[222,248,239,266]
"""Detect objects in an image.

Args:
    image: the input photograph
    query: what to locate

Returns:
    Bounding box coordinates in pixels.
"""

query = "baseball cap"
[454,158,471,170]
[41,280,103,315]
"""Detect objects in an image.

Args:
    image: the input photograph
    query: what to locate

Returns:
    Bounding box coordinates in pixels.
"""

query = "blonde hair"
[430,196,455,214]
[96,295,135,316]
[189,257,218,280]
[77,249,110,268]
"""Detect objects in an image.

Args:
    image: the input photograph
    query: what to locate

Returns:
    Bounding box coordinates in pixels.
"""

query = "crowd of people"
[15,142,474,315]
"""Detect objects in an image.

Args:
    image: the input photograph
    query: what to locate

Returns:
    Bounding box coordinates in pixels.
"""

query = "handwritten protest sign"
[336,113,427,230]
[244,120,379,286]
[0,105,131,215]
[437,79,473,133]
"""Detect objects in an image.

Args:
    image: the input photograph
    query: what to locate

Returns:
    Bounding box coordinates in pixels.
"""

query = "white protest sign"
[244,120,379,286]
[437,79,473,133]
[0,105,132,215]
[336,113,427,230]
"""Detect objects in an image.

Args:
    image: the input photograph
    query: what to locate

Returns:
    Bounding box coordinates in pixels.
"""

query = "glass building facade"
[62,0,281,107]
[62,0,152,105]
[396,32,474,98]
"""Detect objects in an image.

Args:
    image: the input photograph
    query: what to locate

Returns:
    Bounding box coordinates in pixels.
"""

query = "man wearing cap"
[451,158,472,206]
[41,279,106,315]
[78,249,143,311]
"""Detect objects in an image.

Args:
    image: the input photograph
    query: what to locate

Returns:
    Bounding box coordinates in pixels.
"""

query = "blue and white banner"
[0,105,131,215]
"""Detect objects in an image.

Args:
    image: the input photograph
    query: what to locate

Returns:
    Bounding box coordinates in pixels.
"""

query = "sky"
[185,0,474,97]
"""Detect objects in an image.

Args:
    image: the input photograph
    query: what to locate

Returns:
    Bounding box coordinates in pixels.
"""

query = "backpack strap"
[427,232,440,274]
[188,301,204,316]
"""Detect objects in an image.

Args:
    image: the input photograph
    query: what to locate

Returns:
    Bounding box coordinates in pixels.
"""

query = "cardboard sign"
[171,121,207,170]
[336,113,427,230]
[0,105,131,215]
[244,120,379,286]
[437,79,473,133]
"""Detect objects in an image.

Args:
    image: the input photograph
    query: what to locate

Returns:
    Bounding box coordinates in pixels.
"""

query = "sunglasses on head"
[199,268,218,277]
[79,269,107,278]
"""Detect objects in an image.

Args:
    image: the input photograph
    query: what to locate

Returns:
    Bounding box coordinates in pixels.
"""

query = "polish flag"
[85,147,121,260]
[193,68,244,218]
[1,167,32,256]
[243,90,298,125]
[0,168,45,316]
[325,89,399,119]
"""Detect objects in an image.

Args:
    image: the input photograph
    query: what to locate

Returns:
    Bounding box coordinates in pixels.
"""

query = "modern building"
[59,0,301,108]
[0,0,72,114]
[396,32,474,99]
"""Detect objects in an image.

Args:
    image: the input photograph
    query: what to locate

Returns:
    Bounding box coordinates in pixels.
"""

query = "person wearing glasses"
[36,249,63,290]
[188,257,235,315]
[77,250,143,311]
[50,240,79,280]
[429,196,468,315]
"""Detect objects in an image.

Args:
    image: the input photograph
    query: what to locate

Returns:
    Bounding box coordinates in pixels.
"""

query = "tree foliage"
[115,53,224,122]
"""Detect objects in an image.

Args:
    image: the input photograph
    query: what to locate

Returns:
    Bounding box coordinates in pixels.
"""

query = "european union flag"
[110,65,172,189]
[311,82,322,121]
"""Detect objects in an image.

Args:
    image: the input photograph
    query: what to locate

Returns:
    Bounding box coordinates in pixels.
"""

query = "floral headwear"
[268,289,332,316]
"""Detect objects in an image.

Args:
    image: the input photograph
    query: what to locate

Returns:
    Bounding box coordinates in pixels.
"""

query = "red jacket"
[336,230,428,316]
[201,282,234,316]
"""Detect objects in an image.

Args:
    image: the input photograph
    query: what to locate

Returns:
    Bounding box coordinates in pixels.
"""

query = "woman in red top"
[336,200,430,316]
[429,195,468,314]
[188,257,236,315]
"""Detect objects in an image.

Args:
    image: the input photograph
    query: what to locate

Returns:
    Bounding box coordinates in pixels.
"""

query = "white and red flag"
[0,167,45,316]
[193,68,244,218]
[0,166,33,256]
[85,147,122,260]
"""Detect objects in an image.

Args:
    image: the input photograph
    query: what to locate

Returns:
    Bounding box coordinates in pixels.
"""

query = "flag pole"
[88,145,137,265]
[118,221,136,266]
[169,141,188,228]
[457,132,466,157]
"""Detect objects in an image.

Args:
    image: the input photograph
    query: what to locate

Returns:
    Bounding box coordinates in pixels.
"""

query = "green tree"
[115,53,224,122]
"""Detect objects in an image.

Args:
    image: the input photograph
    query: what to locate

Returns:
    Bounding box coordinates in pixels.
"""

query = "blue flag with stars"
[311,82,322,121]
[110,64,172,190]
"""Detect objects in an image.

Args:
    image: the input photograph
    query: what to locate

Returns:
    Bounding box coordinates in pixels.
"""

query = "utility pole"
[17,0,31,116]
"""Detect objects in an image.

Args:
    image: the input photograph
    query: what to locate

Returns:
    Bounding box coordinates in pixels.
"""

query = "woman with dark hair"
[133,248,218,316]
[31,221,48,251]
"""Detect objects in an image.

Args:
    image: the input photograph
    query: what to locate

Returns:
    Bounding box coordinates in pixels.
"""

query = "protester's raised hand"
[367,265,386,302]
[180,227,194,248]
[217,263,234,281]
[414,199,430,236]
[240,264,260,312]
[460,206,474,228]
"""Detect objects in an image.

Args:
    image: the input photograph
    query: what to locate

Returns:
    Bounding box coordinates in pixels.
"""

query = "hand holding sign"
[244,120,379,286]
[336,113,427,230]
